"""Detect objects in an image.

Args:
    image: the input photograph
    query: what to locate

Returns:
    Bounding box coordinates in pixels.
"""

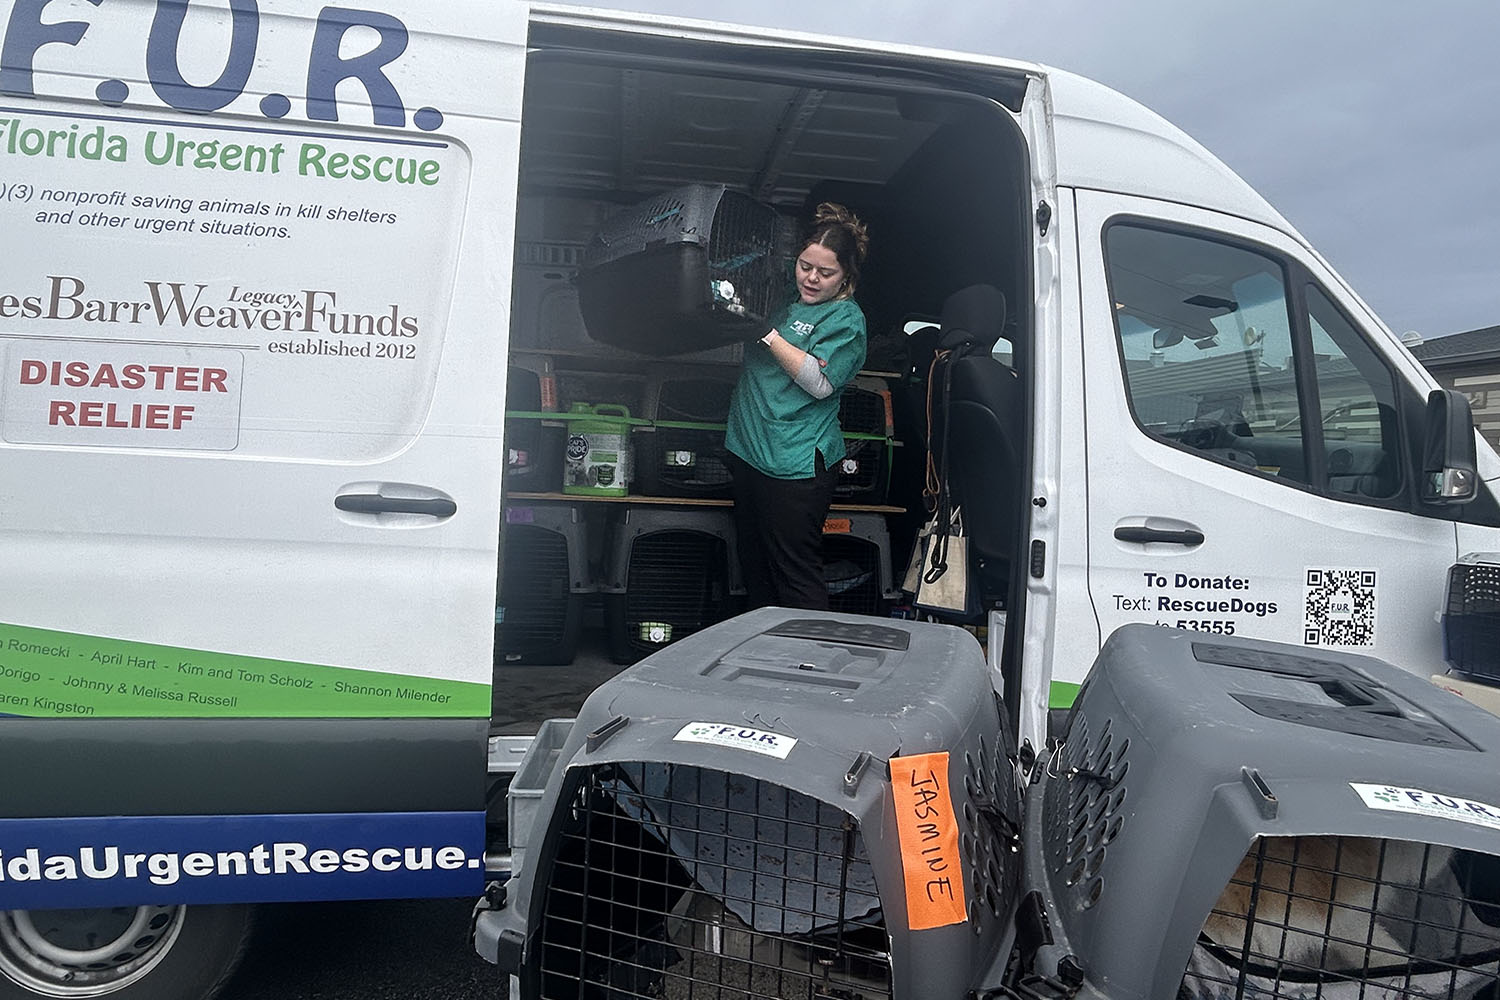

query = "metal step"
[488,734,533,775]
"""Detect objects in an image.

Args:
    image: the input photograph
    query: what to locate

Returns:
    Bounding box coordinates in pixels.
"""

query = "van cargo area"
[495,26,1034,727]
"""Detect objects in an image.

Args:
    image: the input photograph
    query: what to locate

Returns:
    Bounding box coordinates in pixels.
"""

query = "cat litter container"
[562,403,636,498]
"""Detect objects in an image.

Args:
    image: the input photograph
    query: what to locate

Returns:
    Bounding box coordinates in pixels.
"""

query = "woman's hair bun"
[811,201,870,264]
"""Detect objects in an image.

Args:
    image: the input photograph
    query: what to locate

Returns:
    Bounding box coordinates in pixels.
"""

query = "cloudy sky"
[582,0,1499,340]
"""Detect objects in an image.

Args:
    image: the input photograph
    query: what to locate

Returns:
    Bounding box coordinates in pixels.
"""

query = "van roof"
[529,3,1295,235]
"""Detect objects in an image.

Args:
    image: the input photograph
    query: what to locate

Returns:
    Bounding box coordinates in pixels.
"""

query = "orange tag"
[889,751,967,930]
[823,517,851,534]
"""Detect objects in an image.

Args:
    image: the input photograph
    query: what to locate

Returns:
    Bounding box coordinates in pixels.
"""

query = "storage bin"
[495,504,591,665]
[506,717,574,871]
[1443,557,1500,679]
[603,506,743,663]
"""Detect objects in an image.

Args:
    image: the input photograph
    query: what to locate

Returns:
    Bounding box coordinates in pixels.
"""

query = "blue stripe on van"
[0,811,485,909]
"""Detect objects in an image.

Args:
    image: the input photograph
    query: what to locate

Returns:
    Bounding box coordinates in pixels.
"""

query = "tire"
[0,904,254,1000]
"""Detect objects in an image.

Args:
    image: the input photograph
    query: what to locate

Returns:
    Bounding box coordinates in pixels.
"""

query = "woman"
[725,202,870,610]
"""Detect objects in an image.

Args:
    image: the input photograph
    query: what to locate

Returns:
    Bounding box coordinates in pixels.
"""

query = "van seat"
[936,284,1022,574]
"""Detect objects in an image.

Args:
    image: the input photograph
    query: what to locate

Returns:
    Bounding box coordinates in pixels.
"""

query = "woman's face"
[795,243,846,305]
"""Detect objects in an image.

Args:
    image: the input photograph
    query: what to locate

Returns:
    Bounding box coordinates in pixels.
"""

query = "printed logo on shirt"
[789,320,816,337]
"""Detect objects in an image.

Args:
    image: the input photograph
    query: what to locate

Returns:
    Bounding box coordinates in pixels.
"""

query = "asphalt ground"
[218,897,499,1000]
[489,627,628,734]
[223,625,626,1000]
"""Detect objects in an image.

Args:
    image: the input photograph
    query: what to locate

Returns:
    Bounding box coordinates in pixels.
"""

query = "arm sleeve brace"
[793,353,835,399]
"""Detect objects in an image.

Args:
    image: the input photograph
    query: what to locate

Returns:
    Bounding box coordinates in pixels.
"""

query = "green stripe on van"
[1049,680,1081,709]
[0,622,488,719]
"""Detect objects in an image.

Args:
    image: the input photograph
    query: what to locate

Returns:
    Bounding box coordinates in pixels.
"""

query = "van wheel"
[0,904,253,1000]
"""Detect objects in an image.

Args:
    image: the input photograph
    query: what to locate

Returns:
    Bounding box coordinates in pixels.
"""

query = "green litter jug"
[562,402,633,497]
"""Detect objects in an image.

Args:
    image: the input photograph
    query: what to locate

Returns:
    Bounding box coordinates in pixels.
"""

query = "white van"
[0,2,1496,998]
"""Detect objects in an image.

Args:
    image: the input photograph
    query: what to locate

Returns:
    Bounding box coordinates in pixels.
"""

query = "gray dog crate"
[476,610,1022,1000]
[602,506,744,663]
[633,421,735,499]
[1019,625,1500,1000]
[635,373,740,499]
[834,433,895,505]
[502,361,564,494]
[1444,556,1500,679]
[823,512,900,617]
[495,503,591,665]
[840,375,894,438]
[645,372,739,425]
[577,184,794,357]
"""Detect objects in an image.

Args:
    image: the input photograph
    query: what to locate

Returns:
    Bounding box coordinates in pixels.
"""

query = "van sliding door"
[0,0,524,910]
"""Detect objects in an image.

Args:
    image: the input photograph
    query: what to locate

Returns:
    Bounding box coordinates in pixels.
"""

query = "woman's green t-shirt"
[725,295,867,479]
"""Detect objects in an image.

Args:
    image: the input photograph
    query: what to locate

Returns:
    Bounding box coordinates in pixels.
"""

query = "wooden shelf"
[507,347,741,367]
[507,348,901,381]
[507,491,903,514]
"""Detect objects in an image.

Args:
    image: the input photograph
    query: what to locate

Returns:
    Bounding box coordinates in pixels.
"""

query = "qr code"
[1304,568,1377,647]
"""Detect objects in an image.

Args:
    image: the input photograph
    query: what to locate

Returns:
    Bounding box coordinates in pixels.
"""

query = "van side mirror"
[1422,389,1479,505]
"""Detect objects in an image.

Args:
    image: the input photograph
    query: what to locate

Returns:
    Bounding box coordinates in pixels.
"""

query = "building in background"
[1409,326,1500,451]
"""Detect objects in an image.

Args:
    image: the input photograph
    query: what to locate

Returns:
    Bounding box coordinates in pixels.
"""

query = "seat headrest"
[938,284,1007,354]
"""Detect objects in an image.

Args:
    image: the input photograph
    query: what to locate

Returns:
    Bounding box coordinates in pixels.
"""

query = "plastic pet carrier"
[475,609,1023,1000]
[508,242,589,355]
[634,421,733,499]
[840,375,896,439]
[495,504,591,665]
[1017,625,1500,1000]
[835,376,896,504]
[504,361,563,493]
[504,419,564,494]
[602,507,743,663]
[577,184,794,356]
[1443,555,1500,680]
[554,370,648,419]
[635,374,738,498]
[835,433,895,504]
[507,359,550,416]
[823,513,900,616]
[646,373,738,425]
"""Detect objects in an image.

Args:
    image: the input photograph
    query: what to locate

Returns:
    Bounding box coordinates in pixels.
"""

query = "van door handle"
[1113,525,1204,547]
[335,494,457,518]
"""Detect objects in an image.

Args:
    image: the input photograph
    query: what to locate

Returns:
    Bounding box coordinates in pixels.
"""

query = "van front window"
[1105,222,1402,503]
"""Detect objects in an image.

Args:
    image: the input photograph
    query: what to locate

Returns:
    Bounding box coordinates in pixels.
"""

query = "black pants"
[729,452,836,611]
